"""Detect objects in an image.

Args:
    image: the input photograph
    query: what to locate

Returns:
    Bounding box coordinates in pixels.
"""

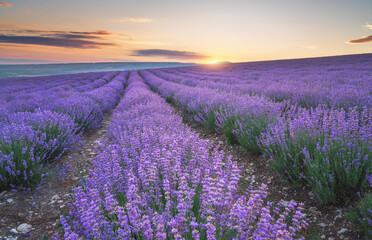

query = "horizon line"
[1,52,371,66]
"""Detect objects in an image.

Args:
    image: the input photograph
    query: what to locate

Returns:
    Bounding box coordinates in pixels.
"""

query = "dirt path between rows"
[170,103,364,240]
[0,111,113,240]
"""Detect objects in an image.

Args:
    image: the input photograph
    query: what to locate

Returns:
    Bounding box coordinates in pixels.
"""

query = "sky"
[0,0,371,64]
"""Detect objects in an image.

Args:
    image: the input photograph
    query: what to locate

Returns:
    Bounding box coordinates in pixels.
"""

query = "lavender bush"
[0,123,45,190]
[7,110,81,161]
[260,107,372,204]
[0,110,80,190]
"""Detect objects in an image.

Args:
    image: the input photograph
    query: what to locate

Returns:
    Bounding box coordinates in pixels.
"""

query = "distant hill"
[0,62,195,79]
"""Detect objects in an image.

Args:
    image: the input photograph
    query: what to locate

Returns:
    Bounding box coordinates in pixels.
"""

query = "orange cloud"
[0,2,12,7]
[130,18,151,23]
[363,24,372,30]
[118,18,152,23]
[347,35,372,44]
[70,30,113,35]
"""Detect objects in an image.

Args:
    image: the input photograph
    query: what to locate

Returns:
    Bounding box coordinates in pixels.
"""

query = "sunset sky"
[0,0,371,64]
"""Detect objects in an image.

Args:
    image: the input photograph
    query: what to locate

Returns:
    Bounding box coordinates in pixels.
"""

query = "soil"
[171,103,365,240]
[0,111,113,240]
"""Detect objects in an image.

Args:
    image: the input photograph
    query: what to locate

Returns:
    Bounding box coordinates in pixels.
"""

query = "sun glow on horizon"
[208,60,225,64]
[206,59,233,65]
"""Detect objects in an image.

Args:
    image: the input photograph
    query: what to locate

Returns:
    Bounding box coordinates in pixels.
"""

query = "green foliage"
[301,228,322,240]
[346,193,372,238]
[235,114,273,153]
[203,111,218,131]
[165,95,174,103]
[40,235,48,240]
[218,113,239,145]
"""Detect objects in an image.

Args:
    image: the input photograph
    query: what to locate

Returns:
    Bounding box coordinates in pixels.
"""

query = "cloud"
[300,45,316,49]
[70,30,113,35]
[0,26,132,49]
[132,49,209,60]
[117,18,152,23]
[0,35,117,48]
[0,2,12,7]
[363,24,372,30]
[0,27,104,35]
[10,29,114,37]
[347,35,372,44]
[130,18,152,23]
[57,33,104,40]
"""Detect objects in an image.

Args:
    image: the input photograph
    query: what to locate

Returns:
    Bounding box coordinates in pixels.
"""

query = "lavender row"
[59,71,307,239]
[0,71,129,190]
[140,69,372,204]
[154,54,372,109]
[0,71,121,113]
[0,71,110,97]
[1,71,126,125]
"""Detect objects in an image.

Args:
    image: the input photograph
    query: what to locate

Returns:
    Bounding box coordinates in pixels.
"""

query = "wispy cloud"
[300,45,316,49]
[132,49,209,60]
[0,35,117,48]
[70,30,113,35]
[117,18,152,23]
[0,2,12,7]
[0,26,115,36]
[130,18,152,23]
[347,35,372,44]
[363,24,372,30]
[0,26,131,48]
[56,33,105,40]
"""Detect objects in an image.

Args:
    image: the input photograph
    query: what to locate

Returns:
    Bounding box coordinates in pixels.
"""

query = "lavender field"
[142,54,372,204]
[1,54,371,239]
